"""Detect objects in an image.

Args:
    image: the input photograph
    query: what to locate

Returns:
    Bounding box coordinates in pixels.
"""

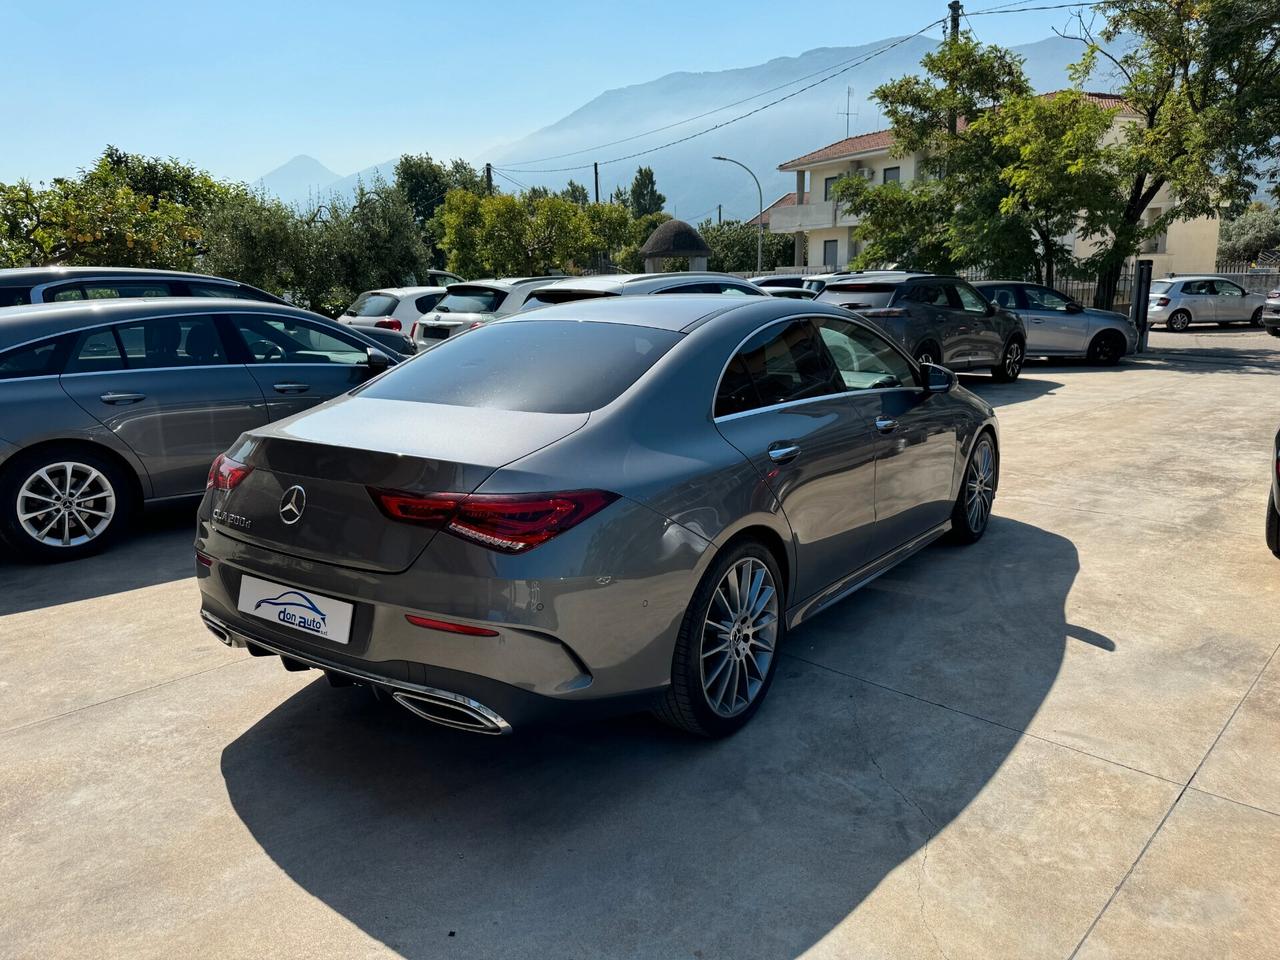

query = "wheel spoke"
[698,556,781,718]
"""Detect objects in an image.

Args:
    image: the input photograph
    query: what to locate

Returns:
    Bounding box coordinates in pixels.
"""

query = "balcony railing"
[768,199,859,233]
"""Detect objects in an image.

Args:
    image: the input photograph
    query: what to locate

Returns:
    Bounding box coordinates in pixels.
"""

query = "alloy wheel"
[699,557,779,718]
[17,461,116,548]
[965,439,995,533]
[1003,342,1023,378]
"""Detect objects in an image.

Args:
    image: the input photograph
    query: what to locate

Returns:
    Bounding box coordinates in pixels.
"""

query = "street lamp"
[713,155,763,272]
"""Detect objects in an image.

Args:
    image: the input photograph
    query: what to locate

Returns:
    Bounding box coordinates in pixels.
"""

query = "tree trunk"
[1094,258,1124,310]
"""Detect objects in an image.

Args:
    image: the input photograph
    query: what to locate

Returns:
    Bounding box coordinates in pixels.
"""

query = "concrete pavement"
[2,330,1278,959]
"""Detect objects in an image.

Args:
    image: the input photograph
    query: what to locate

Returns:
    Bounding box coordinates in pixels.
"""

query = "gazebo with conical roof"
[639,219,712,273]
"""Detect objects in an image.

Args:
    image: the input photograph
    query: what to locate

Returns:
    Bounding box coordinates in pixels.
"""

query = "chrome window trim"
[59,363,238,379]
[30,275,219,302]
[708,312,924,422]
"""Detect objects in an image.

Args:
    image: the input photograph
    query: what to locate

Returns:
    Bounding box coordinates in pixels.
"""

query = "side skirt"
[785,520,951,630]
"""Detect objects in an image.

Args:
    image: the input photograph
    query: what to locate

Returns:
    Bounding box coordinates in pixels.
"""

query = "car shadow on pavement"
[220,518,1088,959]
[0,501,195,616]
[959,374,1063,407]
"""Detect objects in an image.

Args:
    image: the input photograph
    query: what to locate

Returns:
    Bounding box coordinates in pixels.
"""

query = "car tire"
[990,338,1024,382]
[1086,330,1125,366]
[1251,307,1264,327]
[948,432,998,545]
[1268,491,1280,560]
[1268,327,1280,339]
[1216,321,1234,328]
[1167,310,1192,332]
[914,341,942,367]
[654,539,785,738]
[0,445,135,563]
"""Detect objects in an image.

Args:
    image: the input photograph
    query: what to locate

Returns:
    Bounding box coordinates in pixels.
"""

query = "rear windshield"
[435,287,506,314]
[360,320,681,414]
[820,282,897,309]
[1149,281,1172,295]
[346,292,400,317]
[524,289,614,307]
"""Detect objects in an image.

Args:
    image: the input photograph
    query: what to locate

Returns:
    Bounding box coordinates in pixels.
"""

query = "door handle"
[767,443,801,464]
[875,417,899,434]
[1030,317,1046,324]
[99,392,145,405]
[272,382,311,394]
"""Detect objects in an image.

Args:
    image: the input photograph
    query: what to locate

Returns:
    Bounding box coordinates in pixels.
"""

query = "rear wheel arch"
[1,438,146,508]
[716,524,792,605]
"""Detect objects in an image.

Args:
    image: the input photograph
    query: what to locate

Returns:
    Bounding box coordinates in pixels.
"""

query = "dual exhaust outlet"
[200,611,512,735]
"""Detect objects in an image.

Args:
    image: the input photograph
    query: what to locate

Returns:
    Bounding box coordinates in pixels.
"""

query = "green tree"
[435,189,487,278]
[1218,202,1280,263]
[628,166,665,218]
[562,180,590,206]
[696,219,794,272]
[394,153,485,264]
[832,177,957,272]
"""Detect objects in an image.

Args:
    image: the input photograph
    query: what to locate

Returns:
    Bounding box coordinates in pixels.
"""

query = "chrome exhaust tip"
[391,690,512,735]
[200,611,244,648]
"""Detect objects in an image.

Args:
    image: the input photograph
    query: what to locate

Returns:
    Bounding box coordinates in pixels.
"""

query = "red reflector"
[369,488,619,553]
[195,550,213,567]
[207,453,253,491]
[405,614,499,637]
[409,321,419,339]
[374,318,402,330]
[1154,296,1170,306]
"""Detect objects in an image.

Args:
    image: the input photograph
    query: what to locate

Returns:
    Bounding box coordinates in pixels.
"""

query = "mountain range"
[255,33,1101,220]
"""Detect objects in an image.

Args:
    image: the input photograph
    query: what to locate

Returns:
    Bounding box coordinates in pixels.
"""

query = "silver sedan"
[195,296,999,738]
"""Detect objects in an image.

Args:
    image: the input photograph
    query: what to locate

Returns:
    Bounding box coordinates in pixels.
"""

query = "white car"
[341,286,452,337]
[410,277,560,349]
[1147,276,1267,331]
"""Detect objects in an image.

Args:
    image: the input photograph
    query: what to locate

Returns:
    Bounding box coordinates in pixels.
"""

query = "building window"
[1141,207,1167,254]
[823,176,840,201]
[882,167,901,184]
[823,239,839,266]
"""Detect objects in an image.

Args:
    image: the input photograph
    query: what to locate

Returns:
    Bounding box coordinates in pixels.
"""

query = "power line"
[492,168,530,192]
[966,1,1104,14]
[495,19,948,175]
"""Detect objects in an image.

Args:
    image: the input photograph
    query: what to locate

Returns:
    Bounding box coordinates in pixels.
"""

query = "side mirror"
[923,362,956,394]
[364,347,391,374]
[1065,301,1084,314]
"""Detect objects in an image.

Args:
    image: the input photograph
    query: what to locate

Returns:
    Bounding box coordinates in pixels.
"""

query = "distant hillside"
[254,155,340,205]
[256,33,1102,218]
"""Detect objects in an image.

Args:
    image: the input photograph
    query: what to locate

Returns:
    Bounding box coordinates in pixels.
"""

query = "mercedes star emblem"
[279,485,307,525]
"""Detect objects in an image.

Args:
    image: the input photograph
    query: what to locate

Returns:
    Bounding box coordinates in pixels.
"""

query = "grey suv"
[0,298,395,561]
[815,273,1028,381]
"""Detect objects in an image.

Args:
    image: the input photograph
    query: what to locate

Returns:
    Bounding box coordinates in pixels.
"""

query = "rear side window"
[0,337,67,379]
[83,280,172,299]
[525,289,612,306]
[414,293,445,313]
[821,282,897,309]
[186,281,270,301]
[1149,281,1172,295]
[346,292,400,317]
[361,320,680,414]
[114,315,226,368]
[980,285,1022,310]
[714,320,843,417]
[0,287,31,307]
[435,287,506,314]
[65,329,126,374]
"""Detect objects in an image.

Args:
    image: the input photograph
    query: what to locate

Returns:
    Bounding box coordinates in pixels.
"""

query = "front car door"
[1211,280,1248,321]
[57,314,268,498]
[812,315,958,550]
[224,312,380,420]
[712,318,880,603]
[1022,284,1089,354]
[1179,279,1217,322]
[947,282,1001,364]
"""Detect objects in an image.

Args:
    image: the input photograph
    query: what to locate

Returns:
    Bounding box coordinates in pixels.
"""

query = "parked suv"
[520,273,766,308]
[0,298,397,561]
[815,272,1027,381]
[972,280,1137,365]
[1147,276,1267,331]
[410,277,559,350]
[0,267,284,308]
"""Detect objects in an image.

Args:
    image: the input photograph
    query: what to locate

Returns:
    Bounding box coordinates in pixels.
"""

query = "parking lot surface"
[2,330,1279,959]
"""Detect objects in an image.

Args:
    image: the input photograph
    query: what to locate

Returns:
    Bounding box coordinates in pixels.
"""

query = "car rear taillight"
[374,318,402,331]
[369,488,618,553]
[409,322,419,339]
[405,614,499,637]
[207,453,252,490]
[1153,296,1170,306]
[860,307,910,317]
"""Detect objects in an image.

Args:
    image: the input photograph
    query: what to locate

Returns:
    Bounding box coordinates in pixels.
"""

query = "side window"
[823,176,840,201]
[0,287,32,307]
[658,282,716,294]
[907,283,948,307]
[1183,280,1211,295]
[1025,286,1072,310]
[0,337,69,380]
[65,329,126,374]
[882,166,901,184]
[716,283,761,296]
[230,314,368,365]
[983,285,1022,310]
[1214,281,1243,297]
[82,280,173,299]
[950,283,990,314]
[113,315,226,368]
[414,293,444,313]
[814,317,916,390]
[50,285,86,302]
[714,320,843,417]
[186,282,263,301]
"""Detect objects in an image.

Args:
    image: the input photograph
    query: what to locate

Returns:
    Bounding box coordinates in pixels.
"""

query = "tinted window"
[51,286,85,302]
[65,329,126,374]
[83,280,172,299]
[361,320,680,414]
[0,287,31,307]
[435,287,506,314]
[115,315,226,368]
[950,283,990,314]
[714,320,842,417]
[414,293,445,313]
[906,283,948,307]
[230,314,367,365]
[822,282,897,309]
[980,284,1022,310]
[815,317,915,390]
[0,337,67,379]
[346,292,400,317]
[525,289,612,306]
[187,281,267,301]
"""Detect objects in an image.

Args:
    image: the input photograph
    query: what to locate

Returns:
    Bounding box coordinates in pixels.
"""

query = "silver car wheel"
[17,461,116,548]
[700,557,779,718]
[964,439,995,533]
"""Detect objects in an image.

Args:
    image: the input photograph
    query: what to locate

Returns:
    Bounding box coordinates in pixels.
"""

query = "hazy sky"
[5,0,1085,184]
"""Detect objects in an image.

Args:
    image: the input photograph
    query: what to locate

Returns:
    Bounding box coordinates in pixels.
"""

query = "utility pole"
[717,204,722,225]
[593,162,599,204]
[947,1,962,135]
[484,163,493,195]
[838,86,856,138]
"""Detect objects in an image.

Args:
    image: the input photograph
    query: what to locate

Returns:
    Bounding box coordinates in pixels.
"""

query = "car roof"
[495,291,854,333]
[448,277,560,293]
[534,272,760,294]
[0,266,249,287]
[0,297,324,351]
[1162,275,1229,282]
[362,286,448,297]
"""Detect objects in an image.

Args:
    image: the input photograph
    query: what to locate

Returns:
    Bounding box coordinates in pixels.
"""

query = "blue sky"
[5,0,1083,184]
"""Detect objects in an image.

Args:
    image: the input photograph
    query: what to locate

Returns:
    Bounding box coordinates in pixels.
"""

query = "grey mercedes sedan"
[195,296,999,737]
[0,298,395,561]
